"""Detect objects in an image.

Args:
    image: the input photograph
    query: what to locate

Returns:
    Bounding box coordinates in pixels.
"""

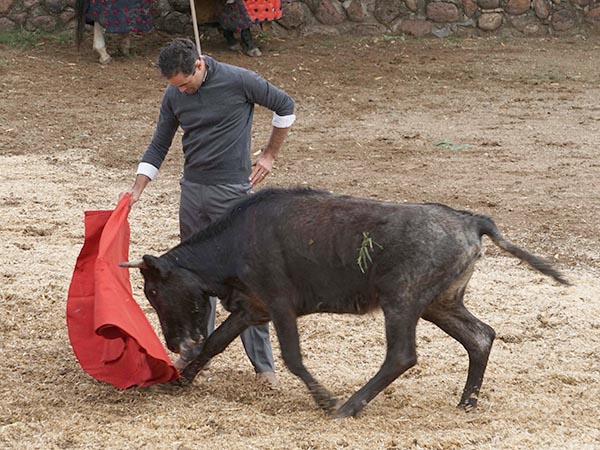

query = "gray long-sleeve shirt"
[139,56,295,185]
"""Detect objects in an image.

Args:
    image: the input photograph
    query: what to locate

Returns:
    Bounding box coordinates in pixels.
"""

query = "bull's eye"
[150,289,157,296]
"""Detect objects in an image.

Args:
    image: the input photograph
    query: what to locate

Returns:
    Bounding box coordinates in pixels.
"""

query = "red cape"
[66,195,179,388]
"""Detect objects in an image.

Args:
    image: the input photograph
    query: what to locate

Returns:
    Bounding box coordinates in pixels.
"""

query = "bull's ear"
[142,255,172,278]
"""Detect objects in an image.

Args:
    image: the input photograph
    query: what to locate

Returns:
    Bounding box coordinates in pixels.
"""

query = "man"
[126,38,296,386]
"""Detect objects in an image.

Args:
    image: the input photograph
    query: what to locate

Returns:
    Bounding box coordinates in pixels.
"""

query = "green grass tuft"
[0,29,72,49]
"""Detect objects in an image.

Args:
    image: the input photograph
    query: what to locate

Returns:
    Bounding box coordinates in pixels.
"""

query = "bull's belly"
[297,291,379,316]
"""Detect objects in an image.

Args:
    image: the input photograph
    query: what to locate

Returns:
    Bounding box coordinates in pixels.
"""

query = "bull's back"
[242,190,482,313]
[255,192,481,268]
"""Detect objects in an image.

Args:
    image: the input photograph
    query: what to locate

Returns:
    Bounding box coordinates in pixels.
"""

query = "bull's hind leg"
[271,307,339,414]
[335,312,418,418]
[422,287,496,410]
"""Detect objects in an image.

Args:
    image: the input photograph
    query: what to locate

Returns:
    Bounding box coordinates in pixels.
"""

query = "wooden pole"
[189,0,202,55]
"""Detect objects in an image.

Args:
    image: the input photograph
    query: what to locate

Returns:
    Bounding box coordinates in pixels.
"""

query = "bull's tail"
[75,0,87,49]
[476,215,570,285]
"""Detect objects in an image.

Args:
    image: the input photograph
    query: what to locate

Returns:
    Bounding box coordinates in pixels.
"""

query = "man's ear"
[142,255,172,278]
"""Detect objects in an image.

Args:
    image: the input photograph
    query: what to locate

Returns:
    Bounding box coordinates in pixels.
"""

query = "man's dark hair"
[157,39,199,78]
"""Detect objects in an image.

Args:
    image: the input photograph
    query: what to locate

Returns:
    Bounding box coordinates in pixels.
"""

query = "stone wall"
[1,0,599,37]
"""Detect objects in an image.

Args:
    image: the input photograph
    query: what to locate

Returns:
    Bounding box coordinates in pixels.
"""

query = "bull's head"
[120,255,211,365]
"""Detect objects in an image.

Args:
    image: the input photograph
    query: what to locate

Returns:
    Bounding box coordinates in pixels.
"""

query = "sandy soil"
[1,31,599,449]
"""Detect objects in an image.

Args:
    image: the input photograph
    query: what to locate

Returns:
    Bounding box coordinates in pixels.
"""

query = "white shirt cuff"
[136,162,159,181]
[272,113,296,128]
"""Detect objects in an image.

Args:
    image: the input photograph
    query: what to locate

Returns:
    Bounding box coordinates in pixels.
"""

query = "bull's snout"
[171,336,205,370]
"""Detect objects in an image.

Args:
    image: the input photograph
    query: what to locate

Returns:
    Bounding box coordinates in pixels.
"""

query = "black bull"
[121,188,568,418]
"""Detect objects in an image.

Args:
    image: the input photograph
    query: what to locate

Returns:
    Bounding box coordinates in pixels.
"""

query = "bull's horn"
[119,260,146,269]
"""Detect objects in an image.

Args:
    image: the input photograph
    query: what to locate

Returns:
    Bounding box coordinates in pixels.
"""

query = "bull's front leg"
[334,313,418,418]
[180,312,249,382]
[271,306,339,414]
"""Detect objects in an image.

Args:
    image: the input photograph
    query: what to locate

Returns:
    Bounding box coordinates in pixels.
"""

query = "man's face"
[168,59,204,94]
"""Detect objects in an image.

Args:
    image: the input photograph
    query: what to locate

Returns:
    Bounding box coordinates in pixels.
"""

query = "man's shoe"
[256,371,278,387]
[244,47,262,57]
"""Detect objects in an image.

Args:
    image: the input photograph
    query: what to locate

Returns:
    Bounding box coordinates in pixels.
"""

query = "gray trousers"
[179,179,275,374]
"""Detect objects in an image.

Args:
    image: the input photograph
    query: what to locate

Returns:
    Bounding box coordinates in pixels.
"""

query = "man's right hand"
[123,174,151,207]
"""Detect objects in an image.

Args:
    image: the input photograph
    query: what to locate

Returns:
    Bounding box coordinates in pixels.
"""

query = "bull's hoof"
[180,369,198,383]
[334,401,361,419]
[181,362,207,383]
[318,396,341,414]
[457,396,478,412]
[168,377,192,388]
[308,383,339,414]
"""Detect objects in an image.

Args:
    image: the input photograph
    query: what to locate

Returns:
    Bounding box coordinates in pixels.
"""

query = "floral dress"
[85,0,154,34]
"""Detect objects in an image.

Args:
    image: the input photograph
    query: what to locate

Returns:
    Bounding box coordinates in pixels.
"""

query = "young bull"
[121,188,569,418]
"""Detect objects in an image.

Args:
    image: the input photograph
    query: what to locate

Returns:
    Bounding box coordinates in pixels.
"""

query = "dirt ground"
[1,31,599,449]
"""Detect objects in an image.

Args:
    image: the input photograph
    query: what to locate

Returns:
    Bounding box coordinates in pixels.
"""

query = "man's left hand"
[250,152,275,186]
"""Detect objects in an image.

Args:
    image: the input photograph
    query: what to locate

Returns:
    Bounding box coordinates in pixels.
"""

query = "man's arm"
[250,126,290,186]
[128,173,152,206]
[240,68,296,186]
[126,90,178,206]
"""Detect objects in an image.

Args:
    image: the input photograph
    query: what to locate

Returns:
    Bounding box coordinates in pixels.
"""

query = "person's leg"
[240,323,276,373]
[179,178,212,242]
[118,34,131,56]
[223,29,241,51]
[92,22,112,64]
[178,179,217,369]
[203,184,276,382]
[240,28,262,57]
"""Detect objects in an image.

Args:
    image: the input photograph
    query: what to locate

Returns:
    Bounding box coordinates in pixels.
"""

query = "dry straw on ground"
[1,33,599,449]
